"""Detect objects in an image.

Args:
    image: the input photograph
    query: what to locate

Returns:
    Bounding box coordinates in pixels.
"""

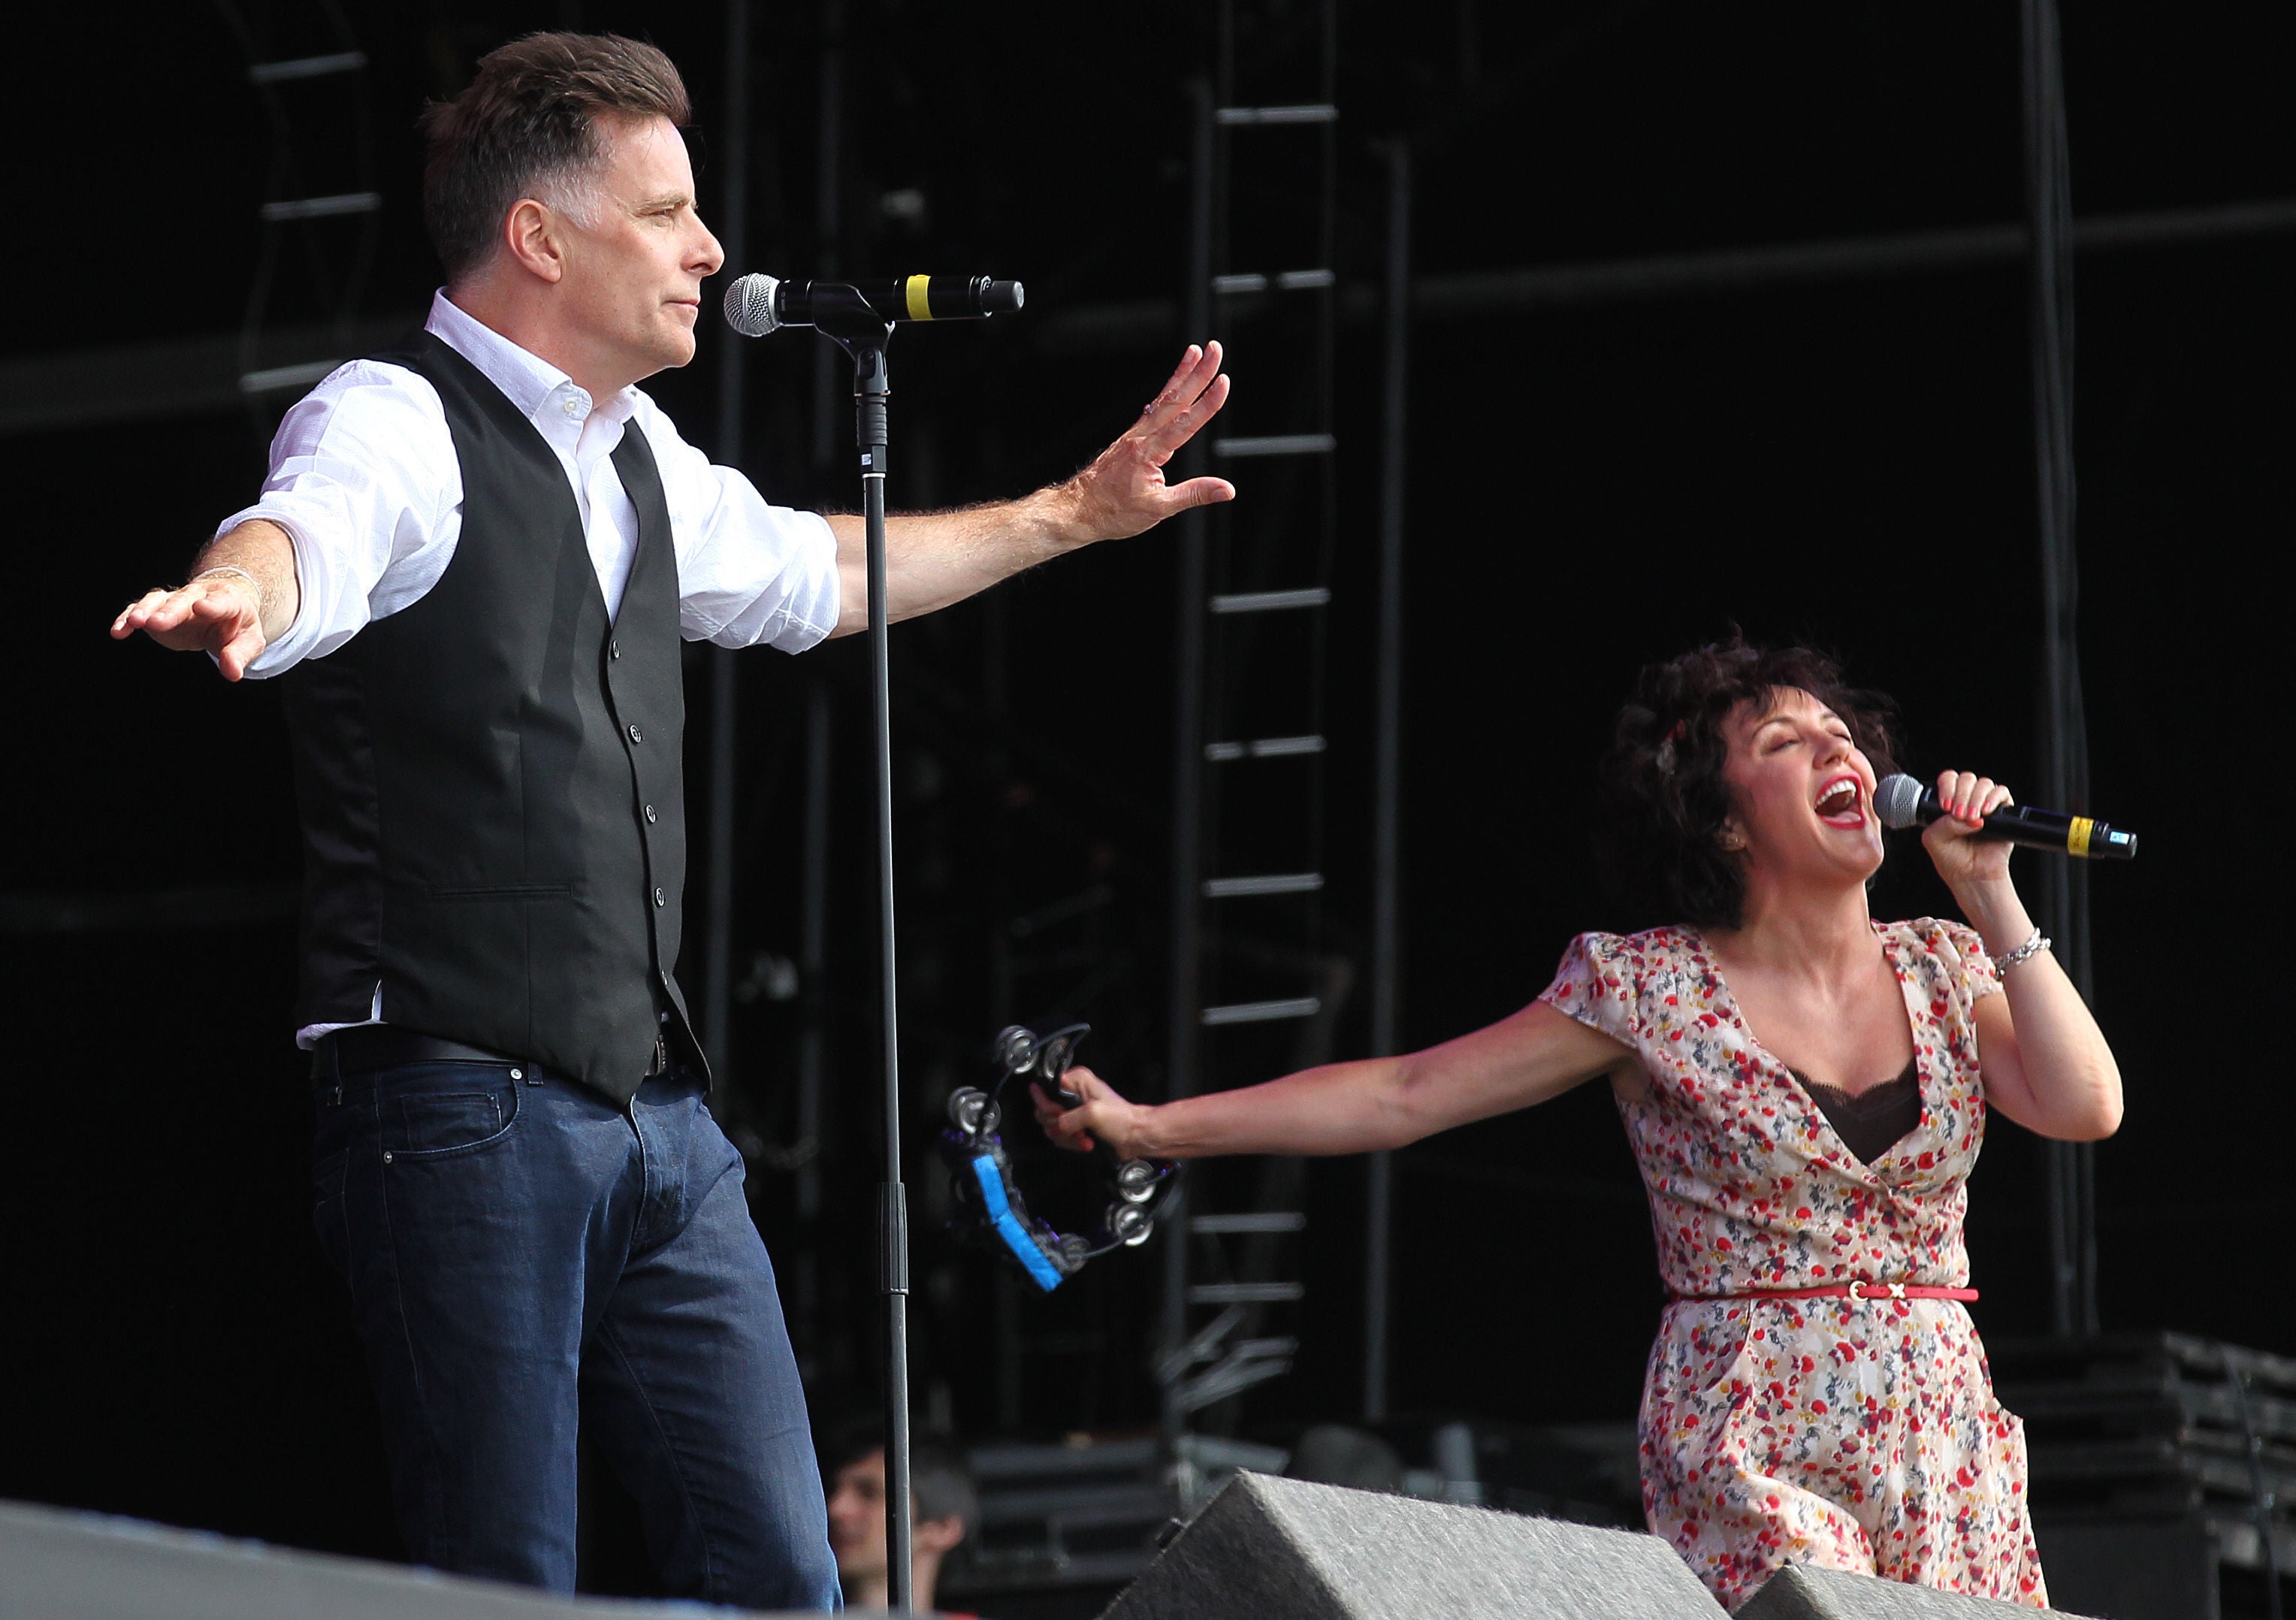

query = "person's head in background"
[823,1419,979,1612]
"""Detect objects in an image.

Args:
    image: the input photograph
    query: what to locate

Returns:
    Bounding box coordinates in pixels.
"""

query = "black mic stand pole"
[815,298,914,1611]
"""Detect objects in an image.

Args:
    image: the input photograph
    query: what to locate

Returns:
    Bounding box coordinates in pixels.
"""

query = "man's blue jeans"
[311,1050,839,1608]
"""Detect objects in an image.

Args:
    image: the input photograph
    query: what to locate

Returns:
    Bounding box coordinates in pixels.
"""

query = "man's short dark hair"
[823,1417,980,1535]
[1595,634,1900,932]
[420,32,692,281]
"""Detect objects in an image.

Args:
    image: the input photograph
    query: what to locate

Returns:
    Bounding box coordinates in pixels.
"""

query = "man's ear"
[502,198,567,285]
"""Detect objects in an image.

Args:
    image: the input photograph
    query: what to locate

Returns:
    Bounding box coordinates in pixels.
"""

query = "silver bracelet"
[193,564,261,592]
[1995,929,2051,974]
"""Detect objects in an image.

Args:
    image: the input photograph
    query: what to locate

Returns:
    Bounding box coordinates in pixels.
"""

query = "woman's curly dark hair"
[1596,636,1900,931]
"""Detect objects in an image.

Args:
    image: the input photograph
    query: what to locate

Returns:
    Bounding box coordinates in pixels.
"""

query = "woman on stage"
[1037,639,2120,1608]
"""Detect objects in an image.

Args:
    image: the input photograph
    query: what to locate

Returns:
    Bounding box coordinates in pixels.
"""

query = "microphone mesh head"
[1875,773,1925,830]
[723,274,780,337]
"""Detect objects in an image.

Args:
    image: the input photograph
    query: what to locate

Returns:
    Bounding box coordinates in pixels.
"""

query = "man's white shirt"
[222,289,841,679]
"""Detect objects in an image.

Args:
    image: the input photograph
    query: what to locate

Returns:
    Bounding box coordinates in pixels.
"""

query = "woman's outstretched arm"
[1034,999,1633,1160]
[1925,769,2124,1141]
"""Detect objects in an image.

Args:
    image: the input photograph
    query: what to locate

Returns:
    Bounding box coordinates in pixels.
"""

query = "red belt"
[1672,1283,1979,1304]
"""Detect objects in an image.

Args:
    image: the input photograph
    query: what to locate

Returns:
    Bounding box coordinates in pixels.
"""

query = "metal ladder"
[1162,0,1342,1449]
[214,2,381,423]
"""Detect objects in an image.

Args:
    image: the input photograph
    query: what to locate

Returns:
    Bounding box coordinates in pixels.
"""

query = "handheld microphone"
[723,273,1024,337]
[1875,773,2137,860]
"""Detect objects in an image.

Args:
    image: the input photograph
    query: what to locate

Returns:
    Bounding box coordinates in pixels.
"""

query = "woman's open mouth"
[1815,776,1864,825]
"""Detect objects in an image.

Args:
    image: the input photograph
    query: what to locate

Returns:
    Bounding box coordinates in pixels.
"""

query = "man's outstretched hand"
[796,348,1237,634]
[110,519,299,682]
[112,576,270,681]
[1059,341,1236,541]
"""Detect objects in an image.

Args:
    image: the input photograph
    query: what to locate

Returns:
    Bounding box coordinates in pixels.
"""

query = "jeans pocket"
[380,1068,523,1159]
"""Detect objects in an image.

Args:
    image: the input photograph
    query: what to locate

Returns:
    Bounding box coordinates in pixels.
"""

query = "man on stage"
[110,32,1231,1608]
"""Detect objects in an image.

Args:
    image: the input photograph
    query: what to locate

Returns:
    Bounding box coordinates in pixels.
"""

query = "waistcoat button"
[609,640,621,660]
[653,886,666,907]
[627,723,643,745]
[645,805,657,824]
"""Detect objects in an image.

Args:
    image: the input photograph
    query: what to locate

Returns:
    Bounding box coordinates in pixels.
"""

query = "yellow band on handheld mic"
[905,275,933,322]
[2067,816,2094,858]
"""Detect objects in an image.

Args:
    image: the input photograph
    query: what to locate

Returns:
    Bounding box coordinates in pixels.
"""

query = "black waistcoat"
[279,331,701,1103]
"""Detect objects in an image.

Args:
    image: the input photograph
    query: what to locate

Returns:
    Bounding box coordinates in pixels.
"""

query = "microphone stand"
[811,293,914,1612]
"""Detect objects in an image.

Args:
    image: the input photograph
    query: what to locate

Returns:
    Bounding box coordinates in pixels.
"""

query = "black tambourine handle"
[1038,1027,1086,1106]
[1035,1027,1153,1178]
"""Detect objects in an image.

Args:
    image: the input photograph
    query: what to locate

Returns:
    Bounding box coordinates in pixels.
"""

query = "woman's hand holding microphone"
[1919,768,2019,893]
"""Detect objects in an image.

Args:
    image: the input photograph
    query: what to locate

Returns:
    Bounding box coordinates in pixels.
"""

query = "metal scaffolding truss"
[212,0,380,428]
[1162,0,1343,1454]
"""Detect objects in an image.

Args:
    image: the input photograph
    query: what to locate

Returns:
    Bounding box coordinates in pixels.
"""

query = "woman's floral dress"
[1539,918,2045,1610]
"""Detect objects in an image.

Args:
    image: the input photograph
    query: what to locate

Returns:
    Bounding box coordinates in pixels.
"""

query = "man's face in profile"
[551,113,722,385]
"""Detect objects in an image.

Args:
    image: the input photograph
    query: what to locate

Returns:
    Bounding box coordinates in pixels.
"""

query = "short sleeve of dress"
[1537,932,1641,1047]
[1934,919,2003,1002]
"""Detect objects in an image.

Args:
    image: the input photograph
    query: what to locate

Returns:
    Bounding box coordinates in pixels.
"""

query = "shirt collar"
[424,289,641,434]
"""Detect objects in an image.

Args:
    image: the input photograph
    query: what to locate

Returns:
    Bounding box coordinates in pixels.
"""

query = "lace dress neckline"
[1787,1059,1922,1165]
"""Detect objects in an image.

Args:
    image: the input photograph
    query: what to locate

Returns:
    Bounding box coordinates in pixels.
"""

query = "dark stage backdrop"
[2,0,2289,1575]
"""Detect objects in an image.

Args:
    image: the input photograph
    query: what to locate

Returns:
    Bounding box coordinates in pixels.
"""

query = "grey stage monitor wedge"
[1097,1470,1727,1620]
[1738,1564,2101,1620]
[0,1498,831,1620]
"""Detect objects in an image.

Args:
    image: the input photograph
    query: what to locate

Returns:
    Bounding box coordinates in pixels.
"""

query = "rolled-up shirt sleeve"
[633,396,841,652]
[217,360,460,679]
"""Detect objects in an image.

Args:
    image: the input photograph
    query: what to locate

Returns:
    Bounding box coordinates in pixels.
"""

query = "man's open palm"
[1065,341,1237,539]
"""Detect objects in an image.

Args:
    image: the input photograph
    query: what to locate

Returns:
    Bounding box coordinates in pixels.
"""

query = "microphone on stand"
[724,272,1024,337]
[1875,773,2137,860]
